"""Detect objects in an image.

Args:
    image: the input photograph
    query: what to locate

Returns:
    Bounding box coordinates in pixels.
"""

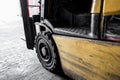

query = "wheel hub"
[41,47,47,56]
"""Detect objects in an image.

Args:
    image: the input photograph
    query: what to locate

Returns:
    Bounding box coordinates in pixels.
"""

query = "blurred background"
[0,0,21,21]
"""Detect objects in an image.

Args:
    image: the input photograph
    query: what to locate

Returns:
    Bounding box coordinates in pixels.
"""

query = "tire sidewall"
[35,34,57,71]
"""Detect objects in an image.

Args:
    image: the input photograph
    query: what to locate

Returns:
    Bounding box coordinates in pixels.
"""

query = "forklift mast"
[20,0,40,49]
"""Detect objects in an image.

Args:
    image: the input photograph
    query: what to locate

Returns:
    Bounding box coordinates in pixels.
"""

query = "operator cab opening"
[44,0,93,38]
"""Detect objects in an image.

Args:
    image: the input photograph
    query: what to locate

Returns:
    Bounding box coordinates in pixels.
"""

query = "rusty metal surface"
[53,35,120,80]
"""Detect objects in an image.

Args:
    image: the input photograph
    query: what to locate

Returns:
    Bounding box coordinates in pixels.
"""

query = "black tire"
[35,31,61,73]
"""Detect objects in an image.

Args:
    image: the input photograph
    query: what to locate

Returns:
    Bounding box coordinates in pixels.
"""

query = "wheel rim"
[38,39,53,66]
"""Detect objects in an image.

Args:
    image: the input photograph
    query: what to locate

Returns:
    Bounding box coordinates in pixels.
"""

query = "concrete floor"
[0,17,71,80]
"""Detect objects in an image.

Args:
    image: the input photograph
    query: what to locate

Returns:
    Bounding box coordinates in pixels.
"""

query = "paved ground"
[0,17,71,80]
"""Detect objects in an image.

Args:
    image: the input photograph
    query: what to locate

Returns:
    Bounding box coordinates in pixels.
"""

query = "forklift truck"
[20,0,120,80]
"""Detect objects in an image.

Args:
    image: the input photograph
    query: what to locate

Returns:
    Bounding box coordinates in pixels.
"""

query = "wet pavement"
[0,17,70,80]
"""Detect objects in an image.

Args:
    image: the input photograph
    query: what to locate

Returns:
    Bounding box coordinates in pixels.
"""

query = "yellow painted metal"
[91,0,101,13]
[53,35,120,80]
[103,0,120,16]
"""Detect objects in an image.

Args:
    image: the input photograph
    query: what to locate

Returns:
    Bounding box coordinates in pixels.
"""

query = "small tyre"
[35,31,61,73]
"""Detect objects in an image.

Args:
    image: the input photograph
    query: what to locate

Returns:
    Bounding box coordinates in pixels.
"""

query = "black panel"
[72,0,92,14]
[107,15,120,35]
[20,0,34,49]
[104,15,120,42]
[32,15,40,22]
[73,14,91,28]
[56,7,72,27]
[44,0,55,19]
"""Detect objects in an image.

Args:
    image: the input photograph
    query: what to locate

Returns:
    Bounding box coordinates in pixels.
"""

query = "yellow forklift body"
[91,0,120,15]
[51,0,120,80]
[53,35,120,80]
[91,0,102,13]
[103,0,120,16]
